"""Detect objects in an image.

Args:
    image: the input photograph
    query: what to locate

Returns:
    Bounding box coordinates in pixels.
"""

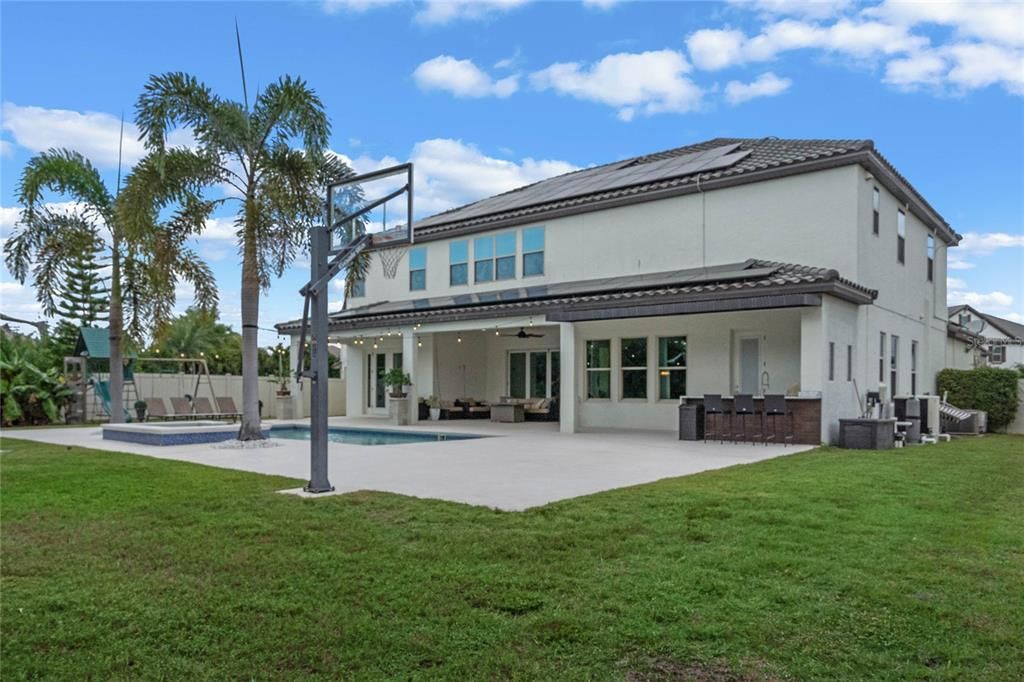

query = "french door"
[508,350,560,400]
[366,351,403,413]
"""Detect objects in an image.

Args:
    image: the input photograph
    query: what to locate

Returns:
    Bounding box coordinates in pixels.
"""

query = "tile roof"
[948,304,1024,340]
[276,259,876,333]
[406,137,956,245]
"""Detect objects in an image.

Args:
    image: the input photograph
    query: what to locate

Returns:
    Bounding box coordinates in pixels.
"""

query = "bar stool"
[703,394,730,443]
[733,394,763,444]
[763,394,793,446]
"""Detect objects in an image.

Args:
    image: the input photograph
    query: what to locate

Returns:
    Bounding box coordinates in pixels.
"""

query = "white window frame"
[620,337,648,401]
[585,339,611,400]
[658,336,687,401]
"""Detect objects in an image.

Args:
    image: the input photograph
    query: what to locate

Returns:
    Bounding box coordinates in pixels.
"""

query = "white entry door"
[739,337,761,395]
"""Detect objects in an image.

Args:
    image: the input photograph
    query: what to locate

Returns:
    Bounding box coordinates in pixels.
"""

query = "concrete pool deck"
[5,417,815,511]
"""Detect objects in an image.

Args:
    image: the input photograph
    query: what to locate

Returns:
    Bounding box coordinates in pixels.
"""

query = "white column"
[402,329,418,423]
[559,322,578,434]
[288,334,305,418]
[344,343,365,417]
[799,307,824,395]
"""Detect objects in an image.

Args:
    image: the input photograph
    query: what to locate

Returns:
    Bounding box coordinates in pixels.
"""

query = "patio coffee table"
[491,403,524,423]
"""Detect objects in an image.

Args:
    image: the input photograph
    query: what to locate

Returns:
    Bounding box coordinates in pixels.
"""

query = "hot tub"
[102,421,269,446]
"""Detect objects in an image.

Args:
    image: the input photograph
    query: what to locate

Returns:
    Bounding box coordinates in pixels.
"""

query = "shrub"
[937,367,1021,431]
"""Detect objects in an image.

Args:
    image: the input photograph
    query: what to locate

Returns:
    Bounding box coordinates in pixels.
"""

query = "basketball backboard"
[327,162,413,251]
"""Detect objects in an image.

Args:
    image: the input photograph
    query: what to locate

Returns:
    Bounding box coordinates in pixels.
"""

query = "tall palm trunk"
[237,196,263,440]
[108,244,124,424]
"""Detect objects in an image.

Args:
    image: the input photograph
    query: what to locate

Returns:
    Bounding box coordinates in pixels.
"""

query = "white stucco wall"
[355,166,862,307]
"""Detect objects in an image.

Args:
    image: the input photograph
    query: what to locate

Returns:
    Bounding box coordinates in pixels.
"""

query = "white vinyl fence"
[85,373,345,421]
[1009,379,1024,435]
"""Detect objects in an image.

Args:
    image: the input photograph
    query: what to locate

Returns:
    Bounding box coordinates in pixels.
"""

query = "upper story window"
[495,233,516,280]
[409,247,426,291]
[911,340,918,394]
[350,278,365,298]
[474,236,494,282]
[991,345,1006,364]
[872,187,880,235]
[897,210,906,264]
[449,240,468,286]
[927,234,935,281]
[522,227,545,277]
[958,313,971,326]
[828,342,835,382]
[879,332,886,383]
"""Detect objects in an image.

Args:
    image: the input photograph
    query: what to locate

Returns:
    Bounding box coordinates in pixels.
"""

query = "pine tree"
[51,233,109,358]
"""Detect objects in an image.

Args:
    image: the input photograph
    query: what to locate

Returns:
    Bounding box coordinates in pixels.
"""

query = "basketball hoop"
[377,245,408,279]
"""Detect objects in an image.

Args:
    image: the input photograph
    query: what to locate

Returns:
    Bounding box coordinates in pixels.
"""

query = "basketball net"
[378,245,408,279]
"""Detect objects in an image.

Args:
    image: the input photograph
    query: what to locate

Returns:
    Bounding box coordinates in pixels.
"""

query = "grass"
[1,436,1022,680]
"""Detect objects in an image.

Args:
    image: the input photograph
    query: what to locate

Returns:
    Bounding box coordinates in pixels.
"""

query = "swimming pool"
[270,425,484,446]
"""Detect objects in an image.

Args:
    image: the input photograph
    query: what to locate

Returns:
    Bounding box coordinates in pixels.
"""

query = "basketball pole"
[306,184,334,493]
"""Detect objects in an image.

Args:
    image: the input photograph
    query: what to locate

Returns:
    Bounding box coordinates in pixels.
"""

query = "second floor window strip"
[523,227,545,277]
[474,236,494,282]
[897,210,906,264]
[927,234,935,282]
[409,247,426,291]
[872,187,880,235]
[449,240,468,286]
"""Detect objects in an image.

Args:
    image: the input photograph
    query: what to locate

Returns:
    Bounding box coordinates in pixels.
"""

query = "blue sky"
[2,0,1022,344]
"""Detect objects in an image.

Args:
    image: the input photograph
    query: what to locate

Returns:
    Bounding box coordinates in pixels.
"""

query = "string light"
[457,336,462,343]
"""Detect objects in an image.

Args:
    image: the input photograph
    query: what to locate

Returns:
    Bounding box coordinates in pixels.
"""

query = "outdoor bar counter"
[679,395,822,445]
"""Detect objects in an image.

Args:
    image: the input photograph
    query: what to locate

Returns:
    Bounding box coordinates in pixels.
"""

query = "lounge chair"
[144,398,173,421]
[191,397,222,420]
[169,397,197,420]
[524,398,559,422]
[457,398,491,419]
[214,396,242,421]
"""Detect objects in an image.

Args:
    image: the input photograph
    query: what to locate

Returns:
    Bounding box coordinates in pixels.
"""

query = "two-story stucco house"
[948,304,1024,368]
[276,138,961,444]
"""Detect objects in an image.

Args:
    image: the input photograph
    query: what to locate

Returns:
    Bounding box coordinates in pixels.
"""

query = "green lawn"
[1,436,1021,680]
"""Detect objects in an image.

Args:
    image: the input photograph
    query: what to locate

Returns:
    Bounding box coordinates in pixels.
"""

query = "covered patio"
[278,260,877,444]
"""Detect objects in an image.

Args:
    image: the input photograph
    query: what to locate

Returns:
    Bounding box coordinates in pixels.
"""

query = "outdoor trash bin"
[678,404,704,441]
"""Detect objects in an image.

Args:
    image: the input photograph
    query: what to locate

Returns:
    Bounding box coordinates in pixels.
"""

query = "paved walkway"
[6,418,814,511]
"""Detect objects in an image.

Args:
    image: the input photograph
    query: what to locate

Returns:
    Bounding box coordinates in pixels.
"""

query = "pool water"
[270,425,483,446]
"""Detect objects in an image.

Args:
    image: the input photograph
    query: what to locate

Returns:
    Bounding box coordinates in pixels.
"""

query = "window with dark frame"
[897,210,906,264]
[658,336,687,399]
[586,340,611,399]
[828,342,835,381]
[847,344,853,382]
[449,240,468,286]
[473,236,494,283]
[890,334,899,395]
[620,337,648,399]
[991,345,1006,364]
[522,226,545,277]
[872,187,880,234]
[927,234,935,281]
[409,247,426,291]
[879,332,886,384]
[911,340,918,395]
[495,232,516,280]
[350,278,365,298]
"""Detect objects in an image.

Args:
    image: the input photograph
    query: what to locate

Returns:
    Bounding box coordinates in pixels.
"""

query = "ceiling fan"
[501,327,545,339]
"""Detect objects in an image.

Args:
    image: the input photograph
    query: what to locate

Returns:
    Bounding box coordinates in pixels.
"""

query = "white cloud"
[730,0,853,21]
[413,56,519,98]
[530,49,702,120]
[415,0,528,25]
[410,138,578,214]
[0,139,13,158]
[322,0,401,13]
[867,0,1024,49]
[947,276,967,290]
[884,49,947,88]
[956,231,1024,254]
[582,0,621,9]
[1,102,193,169]
[948,289,1015,309]
[724,71,792,104]
[687,28,746,71]
[946,43,1024,95]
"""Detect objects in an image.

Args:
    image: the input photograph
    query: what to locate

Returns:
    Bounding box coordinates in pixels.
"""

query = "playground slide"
[94,380,133,422]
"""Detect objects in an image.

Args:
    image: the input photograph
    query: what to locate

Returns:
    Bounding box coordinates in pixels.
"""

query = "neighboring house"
[947,304,1024,368]
[277,138,961,443]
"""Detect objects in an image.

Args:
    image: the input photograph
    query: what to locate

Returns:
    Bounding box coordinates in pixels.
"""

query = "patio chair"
[733,394,763,444]
[763,394,794,446]
[144,398,172,421]
[438,400,465,419]
[215,397,243,420]
[191,397,221,419]
[524,398,557,421]
[458,399,491,419]
[703,394,731,443]
[169,397,196,420]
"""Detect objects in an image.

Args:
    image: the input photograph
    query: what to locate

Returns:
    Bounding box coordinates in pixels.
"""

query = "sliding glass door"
[508,350,560,399]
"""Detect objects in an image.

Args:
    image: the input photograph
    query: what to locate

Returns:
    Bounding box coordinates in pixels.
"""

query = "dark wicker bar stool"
[763,394,794,446]
[703,394,731,443]
[733,394,763,444]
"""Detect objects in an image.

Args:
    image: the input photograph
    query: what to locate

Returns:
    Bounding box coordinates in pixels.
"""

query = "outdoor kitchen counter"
[679,396,822,445]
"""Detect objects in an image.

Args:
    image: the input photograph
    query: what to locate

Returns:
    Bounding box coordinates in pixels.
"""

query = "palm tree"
[134,72,360,440]
[4,149,218,423]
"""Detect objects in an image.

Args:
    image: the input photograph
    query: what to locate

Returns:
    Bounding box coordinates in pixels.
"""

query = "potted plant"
[383,368,412,398]
[134,399,148,422]
[425,395,441,421]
